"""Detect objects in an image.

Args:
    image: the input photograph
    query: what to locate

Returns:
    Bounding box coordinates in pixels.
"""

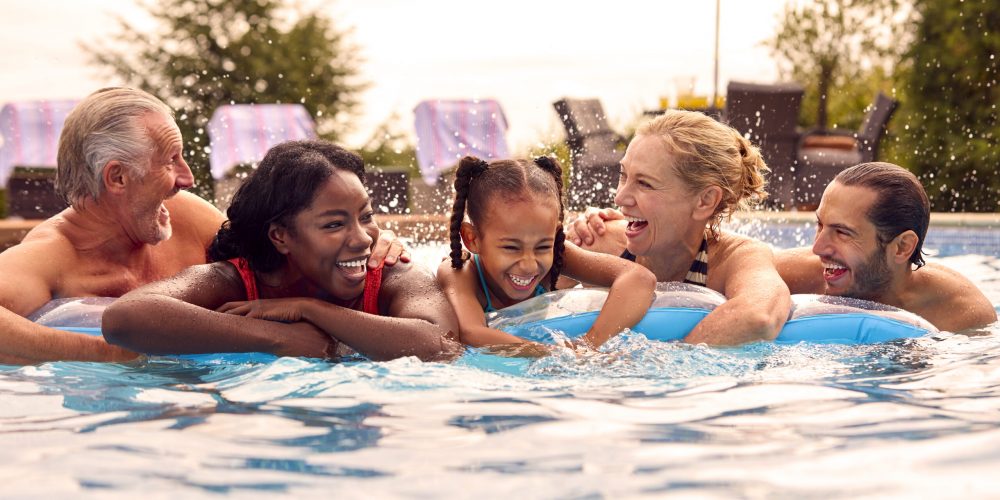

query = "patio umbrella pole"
[712,0,720,112]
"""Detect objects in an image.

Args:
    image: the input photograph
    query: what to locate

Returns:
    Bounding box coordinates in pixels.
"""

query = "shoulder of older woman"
[705,232,779,294]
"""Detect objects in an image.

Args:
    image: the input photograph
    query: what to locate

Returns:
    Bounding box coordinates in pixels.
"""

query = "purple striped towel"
[414,99,510,185]
[0,100,78,186]
[207,104,317,180]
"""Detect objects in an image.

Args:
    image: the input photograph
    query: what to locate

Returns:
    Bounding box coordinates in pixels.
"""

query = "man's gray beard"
[132,205,172,245]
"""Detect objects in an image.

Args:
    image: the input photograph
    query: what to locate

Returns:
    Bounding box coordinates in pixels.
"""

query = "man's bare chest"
[55,243,204,298]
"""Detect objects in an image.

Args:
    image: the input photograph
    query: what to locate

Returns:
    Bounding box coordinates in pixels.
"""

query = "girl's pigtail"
[450,156,488,268]
[534,156,566,290]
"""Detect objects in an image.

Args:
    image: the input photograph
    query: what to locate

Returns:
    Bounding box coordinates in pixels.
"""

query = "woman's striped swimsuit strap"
[620,234,709,287]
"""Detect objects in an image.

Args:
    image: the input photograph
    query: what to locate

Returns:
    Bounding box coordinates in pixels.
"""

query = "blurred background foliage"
[80,0,1000,212]
[770,0,998,211]
[84,0,366,201]
[767,0,912,131]
[894,0,1000,211]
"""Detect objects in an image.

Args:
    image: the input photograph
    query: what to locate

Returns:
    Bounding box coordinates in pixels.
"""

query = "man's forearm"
[0,307,136,363]
[103,295,291,355]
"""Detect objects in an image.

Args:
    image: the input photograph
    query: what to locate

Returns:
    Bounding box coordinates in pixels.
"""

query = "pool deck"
[1,211,997,250]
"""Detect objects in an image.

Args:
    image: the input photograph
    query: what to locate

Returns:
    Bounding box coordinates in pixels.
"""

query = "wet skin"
[616,135,701,259]
[123,112,195,245]
[813,181,893,300]
[271,170,379,303]
[462,194,560,309]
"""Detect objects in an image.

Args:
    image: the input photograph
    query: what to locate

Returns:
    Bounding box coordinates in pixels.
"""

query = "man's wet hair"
[834,162,930,269]
[57,87,173,207]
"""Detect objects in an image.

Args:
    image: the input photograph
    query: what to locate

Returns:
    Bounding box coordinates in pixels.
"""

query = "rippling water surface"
[2,234,999,498]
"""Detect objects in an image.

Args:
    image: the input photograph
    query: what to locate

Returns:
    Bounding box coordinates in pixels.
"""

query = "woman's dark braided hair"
[208,139,366,273]
[447,155,567,291]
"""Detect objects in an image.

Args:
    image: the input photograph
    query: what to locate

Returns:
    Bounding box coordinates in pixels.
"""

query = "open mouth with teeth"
[507,273,538,291]
[823,262,849,282]
[624,215,648,236]
[337,256,368,280]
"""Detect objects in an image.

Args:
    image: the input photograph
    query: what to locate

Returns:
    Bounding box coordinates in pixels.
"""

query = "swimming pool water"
[2,223,999,497]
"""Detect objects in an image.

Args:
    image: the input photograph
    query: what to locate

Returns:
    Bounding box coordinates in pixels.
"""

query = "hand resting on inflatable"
[218,298,363,357]
[218,298,313,323]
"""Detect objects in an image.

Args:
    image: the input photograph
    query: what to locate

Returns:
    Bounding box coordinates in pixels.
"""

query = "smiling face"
[276,170,378,301]
[124,112,194,244]
[812,181,894,300]
[614,134,700,257]
[463,193,559,307]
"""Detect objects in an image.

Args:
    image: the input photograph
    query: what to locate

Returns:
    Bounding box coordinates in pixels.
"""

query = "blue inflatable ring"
[28,297,276,363]
[31,283,937,349]
[488,283,936,345]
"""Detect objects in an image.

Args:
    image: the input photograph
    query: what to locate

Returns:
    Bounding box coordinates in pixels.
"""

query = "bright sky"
[0,0,785,152]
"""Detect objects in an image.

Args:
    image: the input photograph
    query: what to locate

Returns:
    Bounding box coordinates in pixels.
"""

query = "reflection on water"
[2,250,1000,497]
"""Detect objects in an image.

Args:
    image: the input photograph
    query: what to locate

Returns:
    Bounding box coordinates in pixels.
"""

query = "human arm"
[273,262,462,362]
[685,238,791,345]
[774,246,827,294]
[560,242,657,348]
[436,259,535,348]
[102,263,333,357]
[558,208,629,289]
[0,240,136,364]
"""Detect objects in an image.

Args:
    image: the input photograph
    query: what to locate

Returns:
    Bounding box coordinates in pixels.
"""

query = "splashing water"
[2,233,999,497]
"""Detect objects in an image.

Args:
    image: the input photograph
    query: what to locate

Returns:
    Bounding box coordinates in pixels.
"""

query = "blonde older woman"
[566,110,790,345]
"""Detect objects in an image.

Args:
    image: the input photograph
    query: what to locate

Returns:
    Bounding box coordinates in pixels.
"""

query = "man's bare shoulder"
[3,215,78,272]
[166,190,223,219]
[919,262,982,292]
[912,263,997,331]
[165,191,225,243]
[0,216,81,314]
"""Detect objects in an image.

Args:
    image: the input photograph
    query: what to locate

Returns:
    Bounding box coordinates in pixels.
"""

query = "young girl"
[437,156,656,350]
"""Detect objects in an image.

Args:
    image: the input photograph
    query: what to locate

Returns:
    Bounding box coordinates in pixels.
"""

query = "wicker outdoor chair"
[553,98,628,210]
[723,81,805,210]
[793,92,899,210]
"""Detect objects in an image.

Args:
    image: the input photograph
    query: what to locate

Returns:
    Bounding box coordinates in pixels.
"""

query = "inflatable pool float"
[29,296,110,334]
[31,283,937,351]
[488,283,937,344]
[28,297,277,363]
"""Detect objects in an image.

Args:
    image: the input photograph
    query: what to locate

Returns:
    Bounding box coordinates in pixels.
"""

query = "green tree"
[895,0,1000,211]
[768,0,912,130]
[357,113,419,178]
[85,0,365,199]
